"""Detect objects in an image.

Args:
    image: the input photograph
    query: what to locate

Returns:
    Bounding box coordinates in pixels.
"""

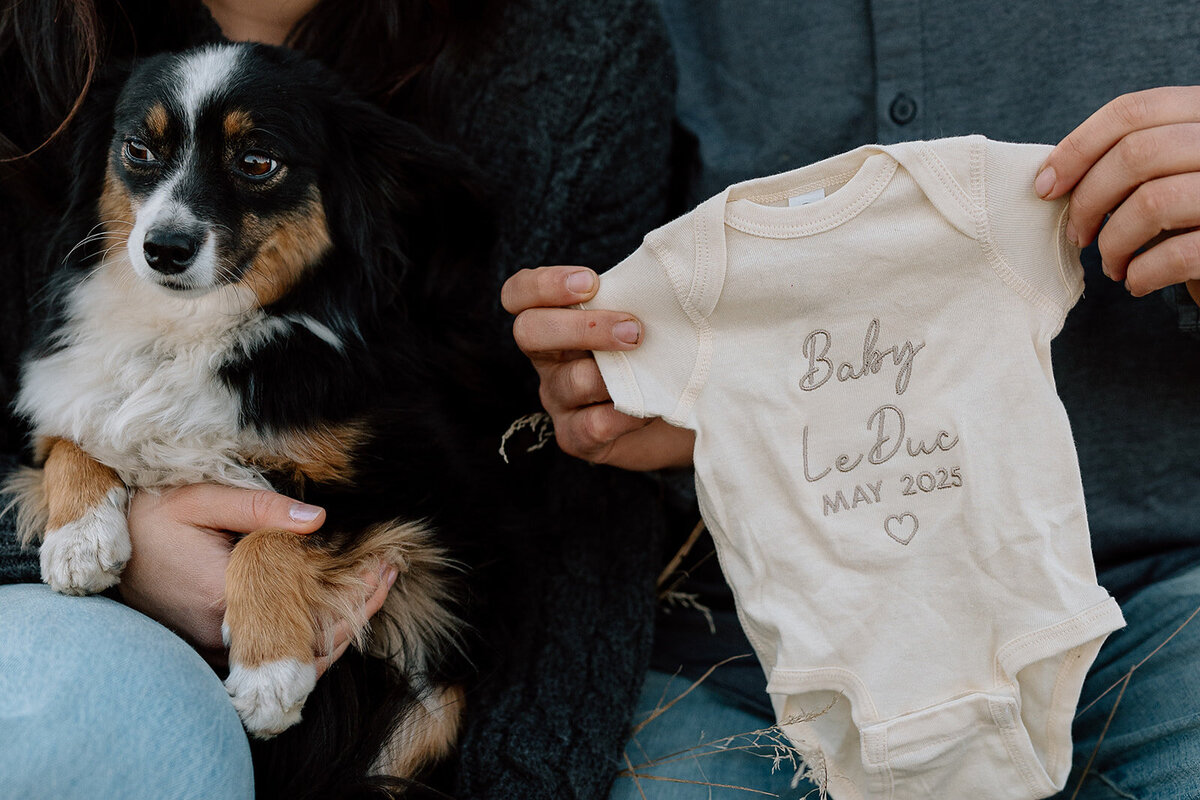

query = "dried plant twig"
[1075,601,1200,718]
[622,773,781,796]
[497,411,554,463]
[657,519,707,589]
[1069,600,1200,796]
[623,751,649,800]
[660,590,717,635]
[631,654,751,737]
[621,659,839,799]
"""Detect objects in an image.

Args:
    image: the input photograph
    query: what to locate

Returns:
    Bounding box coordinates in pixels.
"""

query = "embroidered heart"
[884,513,919,545]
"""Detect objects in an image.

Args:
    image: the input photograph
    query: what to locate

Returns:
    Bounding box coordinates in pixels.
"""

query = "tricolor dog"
[7,42,504,797]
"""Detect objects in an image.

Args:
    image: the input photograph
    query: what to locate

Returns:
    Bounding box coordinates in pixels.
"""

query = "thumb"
[172,484,326,534]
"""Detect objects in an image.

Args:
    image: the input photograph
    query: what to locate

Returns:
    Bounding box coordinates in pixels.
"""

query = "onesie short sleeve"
[586,216,708,427]
[979,140,1083,333]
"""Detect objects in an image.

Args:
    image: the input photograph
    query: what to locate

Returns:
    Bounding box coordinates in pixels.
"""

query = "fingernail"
[386,567,398,587]
[613,320,641,345]
[288,503,322,523]
[1065,220,1079,247]
[566,269,596,296]
[1034,166,1056,198]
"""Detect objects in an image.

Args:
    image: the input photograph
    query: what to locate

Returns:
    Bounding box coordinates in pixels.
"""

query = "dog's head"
[80,43,487,321]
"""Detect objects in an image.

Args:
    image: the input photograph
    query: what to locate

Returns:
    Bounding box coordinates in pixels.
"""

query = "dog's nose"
[143,228,199,274]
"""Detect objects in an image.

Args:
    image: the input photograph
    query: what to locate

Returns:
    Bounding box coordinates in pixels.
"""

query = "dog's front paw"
[225,658,318,738]
[40,488,131,595]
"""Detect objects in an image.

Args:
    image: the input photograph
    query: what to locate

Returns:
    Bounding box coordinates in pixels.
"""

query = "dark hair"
[0,0,486,164]
[0,0,102,162]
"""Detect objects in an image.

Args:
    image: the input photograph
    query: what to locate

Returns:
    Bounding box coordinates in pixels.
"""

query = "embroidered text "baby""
[799,318,924,396]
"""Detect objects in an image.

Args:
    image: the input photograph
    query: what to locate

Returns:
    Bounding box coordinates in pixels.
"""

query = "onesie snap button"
[889,93,918,125]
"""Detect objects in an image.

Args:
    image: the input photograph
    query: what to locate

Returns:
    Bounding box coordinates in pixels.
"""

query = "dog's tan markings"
[360,521,465,777]
[223,518,464,754]
[145,103,169,138]
[240,189,332,306]
[361,521,462,671]
[223,109,255,140]
[40,437,123,532]
[246,422,369,486]
[225,528,325,667]
[99,166,136,240]
[227,519,458,668]
[372,684,466,778]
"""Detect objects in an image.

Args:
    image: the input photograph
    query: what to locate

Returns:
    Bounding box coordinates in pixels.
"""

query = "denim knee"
[0,583,252,800]
[1062,560,1200,800]
[611,668,811,799]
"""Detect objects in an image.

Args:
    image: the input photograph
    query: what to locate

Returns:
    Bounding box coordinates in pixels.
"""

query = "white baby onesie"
[586,136,1125,800]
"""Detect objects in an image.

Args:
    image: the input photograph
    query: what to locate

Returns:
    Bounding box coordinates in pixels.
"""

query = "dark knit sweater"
[0,2,676,797]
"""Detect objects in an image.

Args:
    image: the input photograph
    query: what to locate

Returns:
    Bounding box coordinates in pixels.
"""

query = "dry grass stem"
[659,548,717,601]
[657,519,707,589]
[497,411,553,464]
[1069,671,1131,800]
[630,655,751,737]
[1075,600,1200,719]
[660,590,717,635]
[621,773,782,796]
[1068,600,1200,796]
[624,751,650,800]
[619,718,830,798]
[622,661,838,799]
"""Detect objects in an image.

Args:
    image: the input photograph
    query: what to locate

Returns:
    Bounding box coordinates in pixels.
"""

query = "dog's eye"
[235,151,280,180]
[123,138,157,164]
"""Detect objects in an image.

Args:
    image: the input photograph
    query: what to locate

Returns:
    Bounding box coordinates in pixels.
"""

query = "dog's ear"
[320,96,494,323]
[53,66,129,271]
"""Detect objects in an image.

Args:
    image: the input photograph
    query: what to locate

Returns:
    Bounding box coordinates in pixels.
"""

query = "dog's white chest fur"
[17,259,278,489]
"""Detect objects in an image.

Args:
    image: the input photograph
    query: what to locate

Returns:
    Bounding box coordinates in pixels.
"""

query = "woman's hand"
[502,265,695,470]
[1035,86,1200,297]
[119,484,394,676]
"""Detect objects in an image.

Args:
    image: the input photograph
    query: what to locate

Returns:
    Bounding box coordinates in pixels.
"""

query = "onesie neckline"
[723,148,899,239]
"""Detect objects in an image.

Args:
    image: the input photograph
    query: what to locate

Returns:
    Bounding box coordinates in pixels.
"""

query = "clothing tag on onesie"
[788,188,826,207]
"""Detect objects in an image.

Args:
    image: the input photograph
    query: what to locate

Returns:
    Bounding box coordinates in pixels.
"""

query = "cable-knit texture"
[454,460,668,799]
[433,3,676,794]
[436,0,676,289]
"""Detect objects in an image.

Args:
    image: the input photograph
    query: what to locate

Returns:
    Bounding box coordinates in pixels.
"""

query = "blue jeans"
[612,560,1200,799]
[0,584,253,800]
[612,668,811,799]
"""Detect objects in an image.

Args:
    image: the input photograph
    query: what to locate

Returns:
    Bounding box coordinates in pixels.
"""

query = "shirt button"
[889,93,918,125]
